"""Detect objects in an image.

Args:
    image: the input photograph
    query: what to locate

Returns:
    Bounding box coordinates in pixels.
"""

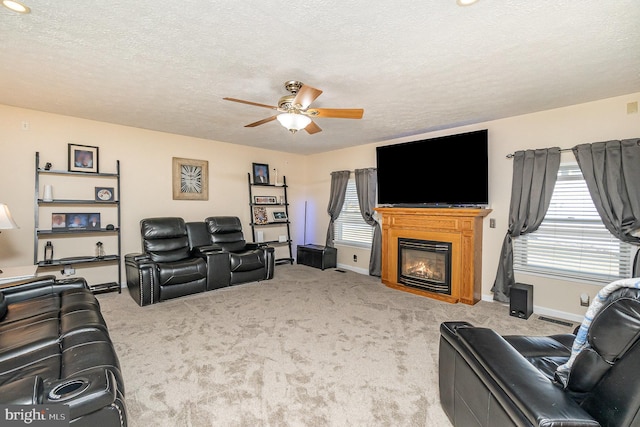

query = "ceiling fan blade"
[223,97,278,110]
[305,121,322,134]
[245,116,277,127]
[307,108,364,119]
[293,85,323,109]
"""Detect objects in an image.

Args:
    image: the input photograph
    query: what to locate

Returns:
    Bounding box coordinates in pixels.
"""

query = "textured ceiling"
[1,1,639,155]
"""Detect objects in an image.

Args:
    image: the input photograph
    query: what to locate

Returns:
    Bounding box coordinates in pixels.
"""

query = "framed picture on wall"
[95,187,114,201]
[172,157,209,200]
[272,211,288,222]
[65,213,101,230]
[51,213,67,230]
[253,195,278,205]
[68,144,99,173]
[253,206,268,224]
[252,163,270,185]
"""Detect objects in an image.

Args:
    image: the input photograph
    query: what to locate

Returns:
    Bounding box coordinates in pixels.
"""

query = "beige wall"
[0,105,310,285]
[304,92,640,321]
[1,91,639,320]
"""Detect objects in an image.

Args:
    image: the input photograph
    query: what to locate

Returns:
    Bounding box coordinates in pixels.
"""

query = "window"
[334,179,373,248]
[513,162,634,284]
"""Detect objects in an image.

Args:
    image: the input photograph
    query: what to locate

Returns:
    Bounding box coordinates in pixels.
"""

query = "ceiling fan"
[223,80,364,134]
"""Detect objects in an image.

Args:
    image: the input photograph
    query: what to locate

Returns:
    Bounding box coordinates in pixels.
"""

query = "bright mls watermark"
[1,405,69,426]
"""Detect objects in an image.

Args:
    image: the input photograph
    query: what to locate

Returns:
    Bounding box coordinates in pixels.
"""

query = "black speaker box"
[510,282,533,319]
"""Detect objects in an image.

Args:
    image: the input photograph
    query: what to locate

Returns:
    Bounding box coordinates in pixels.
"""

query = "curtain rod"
[506,147,573,159]
[506,140,640,159]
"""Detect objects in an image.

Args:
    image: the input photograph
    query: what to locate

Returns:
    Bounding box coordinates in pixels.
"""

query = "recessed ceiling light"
[2,0,31,13]
[457,0,479,6]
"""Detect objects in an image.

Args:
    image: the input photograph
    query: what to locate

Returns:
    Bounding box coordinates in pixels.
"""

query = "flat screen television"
[376,129,488,207]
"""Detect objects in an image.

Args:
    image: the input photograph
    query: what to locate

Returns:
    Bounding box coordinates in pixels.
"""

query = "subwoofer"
[510,283,533,319]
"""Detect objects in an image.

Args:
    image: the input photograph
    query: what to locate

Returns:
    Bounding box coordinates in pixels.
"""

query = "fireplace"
[375,207,491,305]
[398,238,451,295]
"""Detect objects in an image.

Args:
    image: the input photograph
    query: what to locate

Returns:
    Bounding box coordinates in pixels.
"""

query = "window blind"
[334,179,373,248]
[513,163,634,284]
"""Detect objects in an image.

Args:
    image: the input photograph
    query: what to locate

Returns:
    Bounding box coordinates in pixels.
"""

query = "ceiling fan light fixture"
[456,0,478,5]
[277,113,311,133]
[2,0,30,13]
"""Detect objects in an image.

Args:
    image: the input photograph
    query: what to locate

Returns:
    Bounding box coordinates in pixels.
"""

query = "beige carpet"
[96,264,574,427]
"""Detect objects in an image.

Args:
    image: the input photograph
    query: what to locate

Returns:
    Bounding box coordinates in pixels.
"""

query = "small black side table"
[296,244,337,270]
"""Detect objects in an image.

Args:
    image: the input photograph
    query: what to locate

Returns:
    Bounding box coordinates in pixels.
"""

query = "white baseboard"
[336,263,370,275]
[481,294,584,323]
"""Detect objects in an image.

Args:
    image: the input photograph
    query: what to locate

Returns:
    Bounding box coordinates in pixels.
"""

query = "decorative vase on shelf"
[44,241,53,263]
[42,185,53,202]
[273,168,280,186]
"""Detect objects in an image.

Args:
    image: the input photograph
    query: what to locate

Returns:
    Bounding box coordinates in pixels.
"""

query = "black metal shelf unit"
[34,152,122,294]
[247,172,293,265]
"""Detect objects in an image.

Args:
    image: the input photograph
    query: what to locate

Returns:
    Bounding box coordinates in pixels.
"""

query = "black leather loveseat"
[0,275,126,426]
[125,216,274,306]
[439,285,640,427]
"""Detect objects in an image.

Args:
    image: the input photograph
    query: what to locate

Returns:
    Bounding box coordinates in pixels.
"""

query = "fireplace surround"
[375,207,491,305]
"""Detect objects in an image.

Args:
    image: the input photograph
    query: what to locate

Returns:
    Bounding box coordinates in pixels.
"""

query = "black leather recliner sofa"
[126,216,274,306]
[439,286,640,427]
[0,275,126,426]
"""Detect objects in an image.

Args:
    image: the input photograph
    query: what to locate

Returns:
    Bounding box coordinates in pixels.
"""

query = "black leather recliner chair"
[125,217,208,306]
[202,216,274,287]
[438,286,640,426]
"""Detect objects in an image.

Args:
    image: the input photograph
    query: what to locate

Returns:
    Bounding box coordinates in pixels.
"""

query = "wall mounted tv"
[376,129,488,207]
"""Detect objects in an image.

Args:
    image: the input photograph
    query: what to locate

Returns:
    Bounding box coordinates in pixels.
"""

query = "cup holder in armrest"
[48,379,89,401]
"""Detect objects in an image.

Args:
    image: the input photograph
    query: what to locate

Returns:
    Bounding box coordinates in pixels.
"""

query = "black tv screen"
[376,129,488,206]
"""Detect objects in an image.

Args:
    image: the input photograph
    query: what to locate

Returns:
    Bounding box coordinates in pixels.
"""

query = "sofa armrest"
[443,322,599,427]
[43,368,122,423]
[191,245,222,255]
[124,253,159,306]
[0,275,88,304]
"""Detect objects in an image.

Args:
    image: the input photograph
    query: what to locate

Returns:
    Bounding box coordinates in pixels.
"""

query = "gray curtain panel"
[355,168,382,276]
[573,138,640,277]
[325,170,350,247]
[492,147,561,302]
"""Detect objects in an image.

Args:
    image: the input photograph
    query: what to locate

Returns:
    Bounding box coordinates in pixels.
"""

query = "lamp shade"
[0,203,19,230]
[277,113,311,132]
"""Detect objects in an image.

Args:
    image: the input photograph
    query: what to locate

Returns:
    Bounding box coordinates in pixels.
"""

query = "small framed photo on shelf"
[272,211,288,222]
[95,187,114,201]
[252,163,270,185]
[66,213,101,230]
[68,143,99,173]
[254,195,278,204]
[51,213,67,229]
[253,206,268,225]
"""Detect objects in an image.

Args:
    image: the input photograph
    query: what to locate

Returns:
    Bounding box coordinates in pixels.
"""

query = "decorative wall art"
[253,196,278,204]
[54,213,101,230]
[95,187,114,201]
[272,211,288,222]
[68,144,99,173]
[253,206,268,224]
[172,157,209,200]
[252,163,270,185]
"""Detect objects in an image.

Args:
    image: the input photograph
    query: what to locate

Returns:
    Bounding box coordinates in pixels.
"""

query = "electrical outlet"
[489,218,496,228]
[580,293,590,307]
[353,254,357,262]
[627,101,638,114]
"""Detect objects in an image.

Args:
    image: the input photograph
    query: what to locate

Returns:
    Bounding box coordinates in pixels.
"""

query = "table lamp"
[0,203,19,273]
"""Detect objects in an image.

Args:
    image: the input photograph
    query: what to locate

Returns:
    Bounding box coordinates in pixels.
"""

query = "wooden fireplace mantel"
[375,207,491,305]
